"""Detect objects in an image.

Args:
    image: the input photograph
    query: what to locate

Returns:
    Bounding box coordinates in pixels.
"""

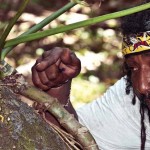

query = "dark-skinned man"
[32,2,150,150]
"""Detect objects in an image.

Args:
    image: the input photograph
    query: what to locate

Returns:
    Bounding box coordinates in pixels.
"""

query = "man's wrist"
[44,80,72,107]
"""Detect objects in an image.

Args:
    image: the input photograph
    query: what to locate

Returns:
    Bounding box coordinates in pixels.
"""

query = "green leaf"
[4,2,150,49]
[0,0,29,53]
[1,1,77,60]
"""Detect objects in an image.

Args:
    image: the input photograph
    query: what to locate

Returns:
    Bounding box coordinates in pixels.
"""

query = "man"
[32,3,150,150]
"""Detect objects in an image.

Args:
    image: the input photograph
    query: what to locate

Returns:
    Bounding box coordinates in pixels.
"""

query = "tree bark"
[0,61,98,150]
[0,85,70,150]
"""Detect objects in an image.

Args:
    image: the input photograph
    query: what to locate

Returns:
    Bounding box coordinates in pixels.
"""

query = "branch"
[1,73,99,150]
[0,60,98,149]
[3,2,150,49]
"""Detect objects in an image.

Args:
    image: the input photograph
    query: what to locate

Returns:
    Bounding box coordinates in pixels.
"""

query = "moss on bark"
[0,85,70,150]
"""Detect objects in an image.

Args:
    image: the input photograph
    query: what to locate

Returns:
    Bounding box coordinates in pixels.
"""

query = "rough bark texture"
[0,85,70,150]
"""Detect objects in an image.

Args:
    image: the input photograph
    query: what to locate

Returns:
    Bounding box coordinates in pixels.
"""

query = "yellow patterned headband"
[122,31,150,56]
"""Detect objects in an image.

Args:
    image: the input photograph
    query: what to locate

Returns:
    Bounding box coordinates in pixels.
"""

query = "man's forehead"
[125,50,150,58]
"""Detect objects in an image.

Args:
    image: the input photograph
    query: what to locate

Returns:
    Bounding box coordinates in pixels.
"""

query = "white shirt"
[76,77,150,150]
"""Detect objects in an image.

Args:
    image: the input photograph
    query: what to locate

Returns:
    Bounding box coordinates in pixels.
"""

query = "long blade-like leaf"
[0,0,29,52]
[4,3,150,51]
[1,1,77,60]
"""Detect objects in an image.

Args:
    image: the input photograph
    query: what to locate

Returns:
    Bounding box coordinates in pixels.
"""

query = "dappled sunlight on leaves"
[0,0,139,105]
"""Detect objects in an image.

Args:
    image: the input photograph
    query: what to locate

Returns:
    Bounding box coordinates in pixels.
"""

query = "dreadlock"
[121,0,150,149]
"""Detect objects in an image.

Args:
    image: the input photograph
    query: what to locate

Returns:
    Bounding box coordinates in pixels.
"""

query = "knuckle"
[52,47,61,53]
[36,57,42,63]
[42,50,51,58]
[44,80,55,87]
[42,80,49,85]
[54,47,62,50]
[63,47,71,52]
[53,47,66,54]
[34,80,49,90]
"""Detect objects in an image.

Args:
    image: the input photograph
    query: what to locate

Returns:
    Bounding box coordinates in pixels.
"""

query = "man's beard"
[134,92,150,121]
[137,93,150,111]
[134,93,150,150]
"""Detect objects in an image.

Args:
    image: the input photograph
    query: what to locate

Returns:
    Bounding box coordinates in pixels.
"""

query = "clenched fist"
[32,47,81,91]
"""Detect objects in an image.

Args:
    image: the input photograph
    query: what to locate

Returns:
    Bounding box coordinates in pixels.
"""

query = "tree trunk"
[0,85,70,150]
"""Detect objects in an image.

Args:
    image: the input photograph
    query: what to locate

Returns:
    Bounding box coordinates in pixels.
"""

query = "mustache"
[141,93,150,100]
[138,93,150,106]
[135,90,150,99]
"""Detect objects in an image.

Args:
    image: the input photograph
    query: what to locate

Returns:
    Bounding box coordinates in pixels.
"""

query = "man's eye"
[129,66,138,71]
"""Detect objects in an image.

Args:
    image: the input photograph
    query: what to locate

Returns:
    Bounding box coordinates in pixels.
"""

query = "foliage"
[0,0,148,106]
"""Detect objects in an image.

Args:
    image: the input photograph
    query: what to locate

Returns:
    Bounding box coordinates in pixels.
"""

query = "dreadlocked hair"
[140,102,146,150]
[121,1,150,36]
[122,60,136,105]
[121,0,150,149]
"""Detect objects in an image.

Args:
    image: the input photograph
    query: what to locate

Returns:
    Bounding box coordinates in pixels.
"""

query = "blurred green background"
[0,0,140,108]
